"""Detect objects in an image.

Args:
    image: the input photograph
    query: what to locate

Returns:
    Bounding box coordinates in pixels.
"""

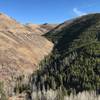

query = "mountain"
[25,23,57,35]
[40,23,58,32]
[31,13,100,94]
[0,13,100,100]
[0,13,54,95]
[0,13,29,33]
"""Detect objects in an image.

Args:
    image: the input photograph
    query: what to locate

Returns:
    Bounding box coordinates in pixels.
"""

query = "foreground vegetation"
[31,89,100,100]
[0,82,7,100]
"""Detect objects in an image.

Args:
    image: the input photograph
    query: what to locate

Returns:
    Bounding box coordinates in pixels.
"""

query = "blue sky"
[0,0,100,24]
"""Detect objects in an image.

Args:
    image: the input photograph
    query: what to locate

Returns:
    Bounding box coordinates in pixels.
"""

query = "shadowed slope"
[31,13,100,94]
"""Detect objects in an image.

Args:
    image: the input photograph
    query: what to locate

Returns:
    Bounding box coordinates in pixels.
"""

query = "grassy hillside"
[0,13,53,97]
[30,13,100,95]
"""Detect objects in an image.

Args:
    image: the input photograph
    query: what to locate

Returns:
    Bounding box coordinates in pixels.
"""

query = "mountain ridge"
[0,13,54,96]
[31,13,100,95]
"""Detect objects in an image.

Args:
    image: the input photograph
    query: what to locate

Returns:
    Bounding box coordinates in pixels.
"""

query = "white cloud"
[73,8,87,16]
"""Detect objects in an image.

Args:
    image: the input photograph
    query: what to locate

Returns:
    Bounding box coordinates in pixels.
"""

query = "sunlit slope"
[0,13,53,92]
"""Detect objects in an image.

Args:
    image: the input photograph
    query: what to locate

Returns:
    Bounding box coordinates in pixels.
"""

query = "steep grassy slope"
[31,13,100,94]
[0,13,53,95]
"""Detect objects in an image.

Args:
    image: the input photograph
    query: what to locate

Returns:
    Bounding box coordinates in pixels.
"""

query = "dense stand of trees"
[31,41,100,94]
[30,14,100,95]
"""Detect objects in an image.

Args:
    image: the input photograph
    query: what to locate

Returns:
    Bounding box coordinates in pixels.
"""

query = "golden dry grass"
[0,13,53,94]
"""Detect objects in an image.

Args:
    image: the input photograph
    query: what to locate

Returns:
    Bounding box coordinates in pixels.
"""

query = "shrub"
[0,82,7,100]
